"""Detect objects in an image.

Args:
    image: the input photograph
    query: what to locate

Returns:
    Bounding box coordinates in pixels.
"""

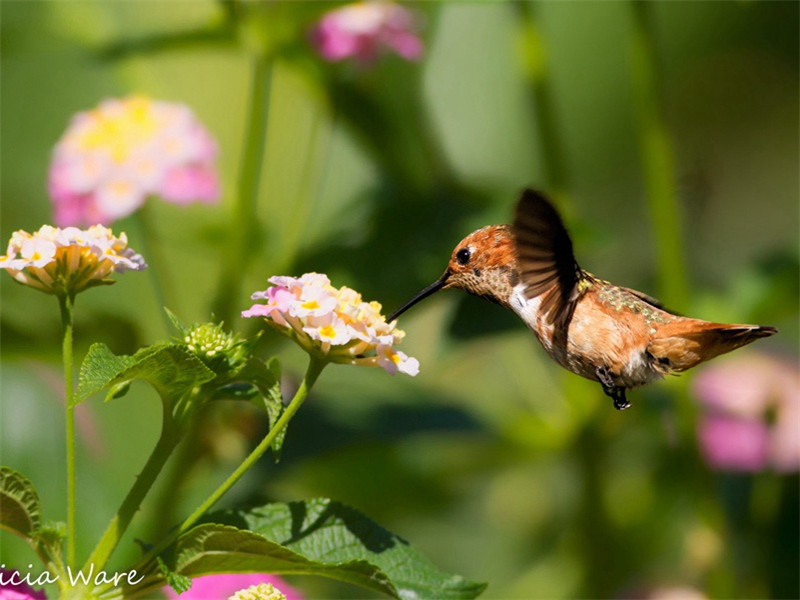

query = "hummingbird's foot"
[611,389,630,410]
[596,366,631,410]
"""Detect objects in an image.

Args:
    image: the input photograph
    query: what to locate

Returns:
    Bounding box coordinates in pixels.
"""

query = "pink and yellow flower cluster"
[311,2,423,64]
[49,96,219,226]
[243,273,419,376]
[0,225,145,295]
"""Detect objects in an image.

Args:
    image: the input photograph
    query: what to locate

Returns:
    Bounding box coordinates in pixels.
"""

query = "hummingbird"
[388,189,778,410]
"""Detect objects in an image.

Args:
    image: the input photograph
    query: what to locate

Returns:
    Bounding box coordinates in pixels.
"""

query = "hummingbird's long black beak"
[387,272,449,322]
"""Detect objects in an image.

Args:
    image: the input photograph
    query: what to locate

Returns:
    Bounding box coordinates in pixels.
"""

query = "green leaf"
[235,358,285,459]
[169,499,486,599]
[172,523,396,597]
[34,521,66,565]
[0,467,41,540]
[75,342,215,407]
[157,556,192,595]
[107,381,132,402]
[75,343,137,404]
[163,308,189,337]
[36,521,66,551]
[209,382,259,401]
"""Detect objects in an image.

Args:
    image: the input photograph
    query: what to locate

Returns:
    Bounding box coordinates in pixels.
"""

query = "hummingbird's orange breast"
[566,285,674,386]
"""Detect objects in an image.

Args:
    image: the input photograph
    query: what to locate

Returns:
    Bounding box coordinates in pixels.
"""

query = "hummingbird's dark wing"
[512,189,583,326]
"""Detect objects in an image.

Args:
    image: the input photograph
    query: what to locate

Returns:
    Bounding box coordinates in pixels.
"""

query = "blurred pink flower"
[311,2,423,64]
[620,585,708,600]
[164,574,301,600]
[0,569,47,600]
[693,353,800,472]
[49,96,219,226]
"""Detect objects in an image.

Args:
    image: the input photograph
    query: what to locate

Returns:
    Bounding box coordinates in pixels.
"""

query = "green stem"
[513,1,570,204]
[180,356,325,532]
[212,53,272,325]
[58,293,77,567]
[274,107,330,275]
[142,414,207,544]
[136,204,178,332]
[82,408,179,573]
[132,356,326,577]
[629,2,688,311]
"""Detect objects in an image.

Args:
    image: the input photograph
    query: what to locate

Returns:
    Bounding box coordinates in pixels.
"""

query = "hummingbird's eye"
[456,248,471,266]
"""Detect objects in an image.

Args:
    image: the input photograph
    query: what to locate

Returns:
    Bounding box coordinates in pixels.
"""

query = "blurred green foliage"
[1,1,798,599]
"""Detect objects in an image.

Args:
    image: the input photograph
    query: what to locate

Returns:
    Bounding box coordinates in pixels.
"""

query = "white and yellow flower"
[0,224,146,295]
[228,582,286,600]
[242,273,418,376]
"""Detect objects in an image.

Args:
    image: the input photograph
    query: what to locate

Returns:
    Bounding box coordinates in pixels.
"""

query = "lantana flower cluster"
[228,582,286,600]
[243,273,419,376]
[0,225,145,295]
[165,574,301,600]
[49,96,219,226]
[311,2,423,64]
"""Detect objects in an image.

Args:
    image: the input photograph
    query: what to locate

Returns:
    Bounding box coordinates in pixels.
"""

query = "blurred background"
[1,1,798,598]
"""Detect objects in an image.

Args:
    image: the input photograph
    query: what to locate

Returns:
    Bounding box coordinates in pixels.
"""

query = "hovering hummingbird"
[388,189,777,410]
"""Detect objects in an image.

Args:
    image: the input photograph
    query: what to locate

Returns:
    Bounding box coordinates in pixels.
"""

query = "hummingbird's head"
[388,225,518,322]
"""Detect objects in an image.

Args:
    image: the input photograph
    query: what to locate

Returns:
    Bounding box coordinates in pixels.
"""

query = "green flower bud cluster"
[183,322,249,375]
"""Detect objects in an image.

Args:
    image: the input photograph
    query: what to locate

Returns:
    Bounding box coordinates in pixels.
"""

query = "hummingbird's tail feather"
[648,321,778,373]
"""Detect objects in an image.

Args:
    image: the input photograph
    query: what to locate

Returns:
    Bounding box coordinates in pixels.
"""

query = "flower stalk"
[178,356,326,534]
[82,405,180,574]
[129,356,327,581]
[513,1,570,203]
[629,2,688,311]
[58,292,77,567]
[212,53,273,326]
[136,204,179,331]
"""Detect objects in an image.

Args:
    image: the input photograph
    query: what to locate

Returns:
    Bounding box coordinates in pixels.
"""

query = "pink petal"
[697,416,770,472]
[384,30,423,60]
[0,569,47,600]
[160,166,219,204]
[242,304,276,319]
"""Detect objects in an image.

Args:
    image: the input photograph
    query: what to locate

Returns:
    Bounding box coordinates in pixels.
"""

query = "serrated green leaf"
[172,523,396,597]
[36,521,66,549]
[157,556,192,595]
[75,342,215,408]
[0,467,41,540]
[75,343,137,404]
[168,499,486,599]
[34,521,65,564]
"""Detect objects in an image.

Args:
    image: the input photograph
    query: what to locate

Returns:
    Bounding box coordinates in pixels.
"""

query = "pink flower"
[697,417,770,472]
[163,574,301,600]
[693,353,800,472]
[0,569,47,600]
[49,96,220,226]
[242,273,419,376]
[311,2,423,64]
